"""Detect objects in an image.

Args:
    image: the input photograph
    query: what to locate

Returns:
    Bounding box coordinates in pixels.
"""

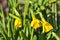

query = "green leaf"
[46,32,52,40]
[52,32,60,40]
[33,35,37,40]
[19,31,28,40]
[13,8,20,17]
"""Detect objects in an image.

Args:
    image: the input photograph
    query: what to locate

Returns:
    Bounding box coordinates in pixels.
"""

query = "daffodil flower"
[30,14,41,29]
[42,21,53,33]
[39,12,53,33]
[14,19,22,29]
[9,13,22,29]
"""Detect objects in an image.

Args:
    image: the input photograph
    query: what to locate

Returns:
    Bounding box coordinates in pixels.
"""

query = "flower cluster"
[13,13,53,33]
[30,14,53,33]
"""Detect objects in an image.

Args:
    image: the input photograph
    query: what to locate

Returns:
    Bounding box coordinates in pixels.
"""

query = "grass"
[0,0,60,40]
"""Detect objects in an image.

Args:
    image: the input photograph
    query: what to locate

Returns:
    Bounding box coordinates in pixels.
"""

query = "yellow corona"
[14,19,22,29]
[30,14,41,29]
[42,21,53,33]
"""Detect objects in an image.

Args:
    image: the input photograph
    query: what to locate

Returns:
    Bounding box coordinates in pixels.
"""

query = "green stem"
[0,24,7,40]
[1,8,7,35]
[52,32,60,40]
[23,0,29,32]
[52,4,55,13]
[30,28,34,40]
[9,13,19,19]
[54,3,57,29]
[1,31,7,40]
[52,3,55,27]
[38,12,45,22]
[8,17,10,37]
[19,31,23,40]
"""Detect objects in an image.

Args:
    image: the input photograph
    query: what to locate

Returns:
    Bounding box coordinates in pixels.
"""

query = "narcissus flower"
[39,12,53,33]
[30,14,41,29]
[49,0,56,3]
[14,19,22,29]
[42,21,53,33]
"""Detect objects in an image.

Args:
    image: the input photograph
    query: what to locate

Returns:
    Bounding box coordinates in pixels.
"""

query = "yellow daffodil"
[9,13,22,29]
[39,12,53,33]
[40,6,45,10]
[49,0,56,3]
[42,21,53,33]
[30,14,41,29]
[14,19,22,29]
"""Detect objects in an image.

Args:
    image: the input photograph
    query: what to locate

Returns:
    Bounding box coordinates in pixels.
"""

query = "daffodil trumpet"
[42,21,53,33]
[30,14,41,30]
[14,19,22,29]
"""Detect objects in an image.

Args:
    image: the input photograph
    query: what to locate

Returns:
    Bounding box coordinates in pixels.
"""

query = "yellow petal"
[14,19,22,29]
[34,23,40,29]
[30,20,34,27]
[42,21,53,33]
[30,18,41,29]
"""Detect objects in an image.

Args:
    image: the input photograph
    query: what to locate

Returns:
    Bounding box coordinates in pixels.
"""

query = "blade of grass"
[7,16,11,38]
[54,3,57,30]
[0,23,8,40]
[52,32,60,40]
[23,0,30,37]
[1,7,7,35]
[52,3,55,27]
[30,29,34,40]
[46,32,52,40]
[13,8,20,17]
[9,13,19,19]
